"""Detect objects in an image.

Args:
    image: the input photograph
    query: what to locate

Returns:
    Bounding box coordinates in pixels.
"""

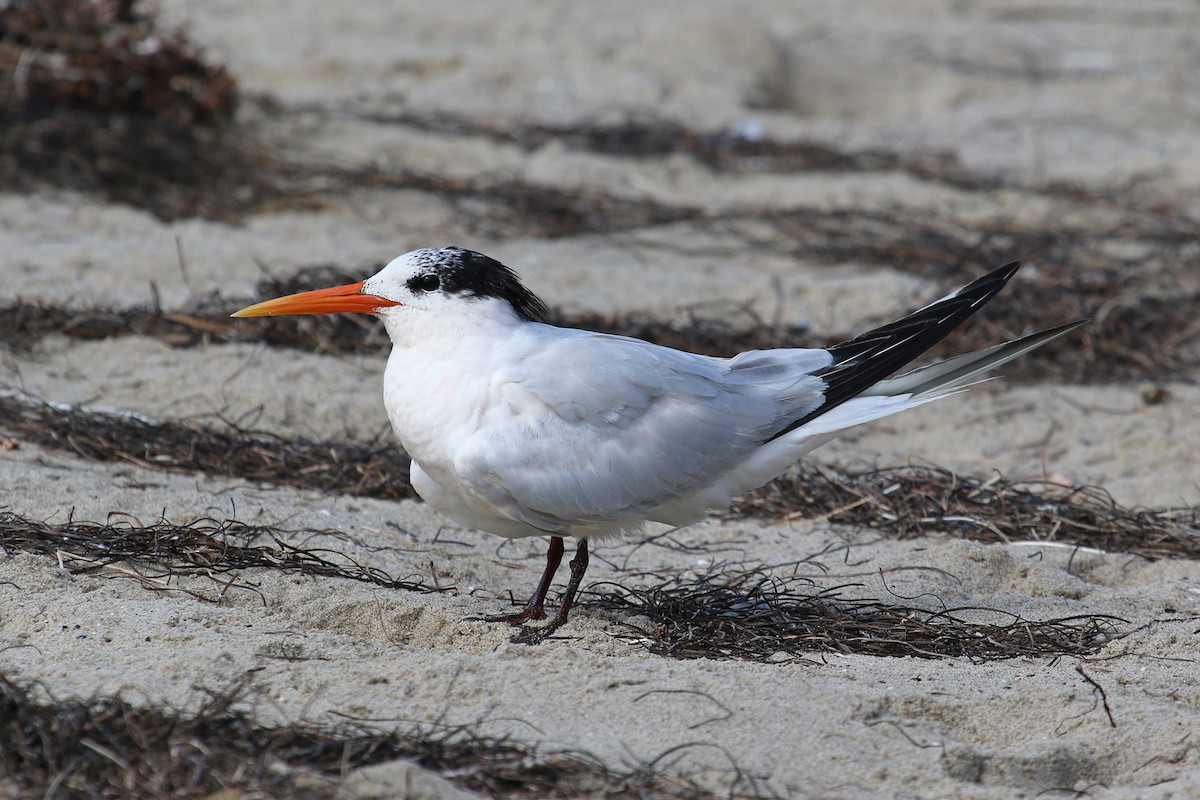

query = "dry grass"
[0,0,285,221]
[0,674,746,799]
[2,3,1197,382]
[735,464,1200,561]
[3,395,1197,562]
[0,508,1126,665]
[0,511,433,599]
[0,394,415,501]
[1,4,1193,797]
[737,208,1200,383]
[588,563,1122,663]
[3,251,1197,382]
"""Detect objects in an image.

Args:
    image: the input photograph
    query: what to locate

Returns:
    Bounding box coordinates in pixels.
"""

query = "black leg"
[483,536,565,625]
[513,539,589,645]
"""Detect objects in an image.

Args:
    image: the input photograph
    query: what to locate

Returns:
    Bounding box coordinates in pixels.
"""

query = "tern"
[233,248,1084,643]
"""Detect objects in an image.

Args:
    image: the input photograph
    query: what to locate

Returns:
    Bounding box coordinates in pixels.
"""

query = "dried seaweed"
[587,564,1122,663]
[0,0,298,220]
[351,110,1175,210]
[0,0,1182,237]
[0,674,743,800]
[0,503,1129,667]
[255,264,817,355]
[0,291,810,361]
[0,0,234,124]
[3,396,1198,561]
[1,0,1196,376]
[1,10,714,228]
[363,193,1200,379]
[0,506,1124,666]
[353,109,902,174]
[0,508,1128,673]
[4,251,1197,383]
[4,0,1199,310]
[763,208,1200,380]
[240,205,1198,383]
[0,511,432,596]
[0,394,415,501]
[248,257,1192,385]
[735,464,1200,560]
[0,264,812,359]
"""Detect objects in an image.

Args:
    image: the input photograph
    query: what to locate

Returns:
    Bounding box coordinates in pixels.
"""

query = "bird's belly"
[409,460,547,539]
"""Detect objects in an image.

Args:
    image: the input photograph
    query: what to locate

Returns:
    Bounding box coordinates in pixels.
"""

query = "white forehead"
[377,248,460,278]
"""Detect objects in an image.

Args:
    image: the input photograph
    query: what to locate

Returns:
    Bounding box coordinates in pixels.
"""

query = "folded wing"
[455,330,833,533]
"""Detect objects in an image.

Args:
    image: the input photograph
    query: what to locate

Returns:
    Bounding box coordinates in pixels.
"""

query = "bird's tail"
[863,319,1088,399]
[701,317,1088,511]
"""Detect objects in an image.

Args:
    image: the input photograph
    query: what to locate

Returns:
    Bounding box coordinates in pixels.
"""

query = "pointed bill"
[230,281,400,317]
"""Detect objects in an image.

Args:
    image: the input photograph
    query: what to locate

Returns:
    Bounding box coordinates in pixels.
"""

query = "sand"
[3,1,1200,797]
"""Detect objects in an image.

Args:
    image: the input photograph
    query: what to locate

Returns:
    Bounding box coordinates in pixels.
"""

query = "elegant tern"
[233,248,1084,643]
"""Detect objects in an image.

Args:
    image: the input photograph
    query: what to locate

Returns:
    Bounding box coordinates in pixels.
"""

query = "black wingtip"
[764,262,1024,443]
[828,261,1021,363]
[952,261,1021,307]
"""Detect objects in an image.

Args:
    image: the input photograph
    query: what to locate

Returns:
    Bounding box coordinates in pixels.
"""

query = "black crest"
[406,247,549,323]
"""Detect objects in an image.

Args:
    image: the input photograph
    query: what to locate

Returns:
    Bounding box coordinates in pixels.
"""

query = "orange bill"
[231,281,400,317]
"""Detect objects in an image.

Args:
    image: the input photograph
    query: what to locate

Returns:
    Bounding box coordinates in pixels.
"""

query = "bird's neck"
[379,307,530,469]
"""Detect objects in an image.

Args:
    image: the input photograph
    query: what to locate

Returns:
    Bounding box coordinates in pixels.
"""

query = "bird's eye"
[410,273,441,293]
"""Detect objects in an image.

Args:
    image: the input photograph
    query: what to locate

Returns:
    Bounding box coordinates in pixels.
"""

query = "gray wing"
[453,328,831,532]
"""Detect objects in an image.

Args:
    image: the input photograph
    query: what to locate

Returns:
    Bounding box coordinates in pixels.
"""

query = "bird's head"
[231,247,549,324]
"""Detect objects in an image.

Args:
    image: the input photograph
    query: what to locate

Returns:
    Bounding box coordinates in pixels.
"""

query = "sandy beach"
[3,1,1200,797]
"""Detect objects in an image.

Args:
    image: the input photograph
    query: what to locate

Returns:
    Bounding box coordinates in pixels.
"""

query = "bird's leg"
[483,535,565,625]
[513,538,589,645]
